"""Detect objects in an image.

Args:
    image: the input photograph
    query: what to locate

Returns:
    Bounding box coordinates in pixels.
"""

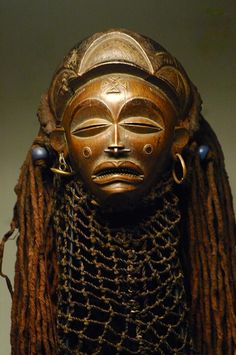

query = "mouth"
[92,161,144,185]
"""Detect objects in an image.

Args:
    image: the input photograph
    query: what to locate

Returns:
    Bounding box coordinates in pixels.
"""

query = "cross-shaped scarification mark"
[102,76,127,94]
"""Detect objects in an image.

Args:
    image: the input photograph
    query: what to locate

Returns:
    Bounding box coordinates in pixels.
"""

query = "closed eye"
[71,119,111,137]
[120,120,163,134]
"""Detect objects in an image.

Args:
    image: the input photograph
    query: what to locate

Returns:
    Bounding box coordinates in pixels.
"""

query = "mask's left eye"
[120,117,163,134]
[71,118,111,137]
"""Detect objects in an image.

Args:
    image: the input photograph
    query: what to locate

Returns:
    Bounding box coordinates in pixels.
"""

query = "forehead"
[68,73,177,109]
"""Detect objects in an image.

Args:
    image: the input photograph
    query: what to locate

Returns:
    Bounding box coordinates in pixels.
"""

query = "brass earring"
[172,153,187,184]
[50,152,75,176]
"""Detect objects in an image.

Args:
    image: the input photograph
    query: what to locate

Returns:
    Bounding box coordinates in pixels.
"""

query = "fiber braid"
[181,118,236,354]
[2,141,58,354]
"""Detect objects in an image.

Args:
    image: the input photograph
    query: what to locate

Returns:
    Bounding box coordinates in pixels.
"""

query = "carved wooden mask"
[45,29,200,206]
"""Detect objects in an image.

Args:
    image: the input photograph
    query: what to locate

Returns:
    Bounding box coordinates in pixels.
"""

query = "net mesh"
[54,176,194,354]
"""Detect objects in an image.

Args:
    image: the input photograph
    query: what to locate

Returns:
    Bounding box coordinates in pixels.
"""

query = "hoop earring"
[172,153,187,184]
[50,152,75,176]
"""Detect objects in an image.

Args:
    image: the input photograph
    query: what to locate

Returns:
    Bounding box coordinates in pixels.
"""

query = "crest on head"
[38,29,201,137]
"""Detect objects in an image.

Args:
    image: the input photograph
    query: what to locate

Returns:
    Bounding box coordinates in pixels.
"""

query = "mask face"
[62,73,179,207]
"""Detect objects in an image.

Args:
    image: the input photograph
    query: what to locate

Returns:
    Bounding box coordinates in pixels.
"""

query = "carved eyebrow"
[119,98,164,124]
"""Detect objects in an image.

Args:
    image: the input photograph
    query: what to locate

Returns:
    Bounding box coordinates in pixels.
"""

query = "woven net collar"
[53,175,194,354]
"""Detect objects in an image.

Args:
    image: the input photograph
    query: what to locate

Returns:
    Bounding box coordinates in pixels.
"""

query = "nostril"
[104,144,131,154]
[107,144,125,150]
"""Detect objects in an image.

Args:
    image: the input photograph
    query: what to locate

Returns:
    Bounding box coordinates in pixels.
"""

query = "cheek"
[140,135,171,171]
[82,146,92,159]
[68,136,105,171]
[143,144,154,155]
[69,141,94,177]
[153,131,173,157]
[141,136,162,157]
[68,138,93,170]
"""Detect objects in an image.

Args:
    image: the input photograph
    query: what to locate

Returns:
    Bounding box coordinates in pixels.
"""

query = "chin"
[95,184,147,212]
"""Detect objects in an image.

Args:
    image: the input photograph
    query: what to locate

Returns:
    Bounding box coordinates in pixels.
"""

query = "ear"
[49,127,68,155]
[171,127,189,156]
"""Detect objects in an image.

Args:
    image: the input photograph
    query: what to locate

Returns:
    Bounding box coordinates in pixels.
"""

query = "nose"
[104,123,131,156]
[104,144,131,155]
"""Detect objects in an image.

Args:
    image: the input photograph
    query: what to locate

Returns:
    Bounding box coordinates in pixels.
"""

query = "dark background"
[1,1,235,352]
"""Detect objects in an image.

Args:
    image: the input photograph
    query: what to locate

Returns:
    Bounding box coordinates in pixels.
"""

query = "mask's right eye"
[71,118,111,137]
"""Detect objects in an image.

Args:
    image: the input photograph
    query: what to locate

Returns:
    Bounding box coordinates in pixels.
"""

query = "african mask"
[62,73,189,207]
[2,29,235,355]
[47,29,197,207]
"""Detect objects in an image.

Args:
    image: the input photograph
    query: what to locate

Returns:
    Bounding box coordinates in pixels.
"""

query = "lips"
[92,161,144,185]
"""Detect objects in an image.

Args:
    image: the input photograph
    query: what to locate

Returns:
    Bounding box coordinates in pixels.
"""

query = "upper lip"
[92,161,144,184]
